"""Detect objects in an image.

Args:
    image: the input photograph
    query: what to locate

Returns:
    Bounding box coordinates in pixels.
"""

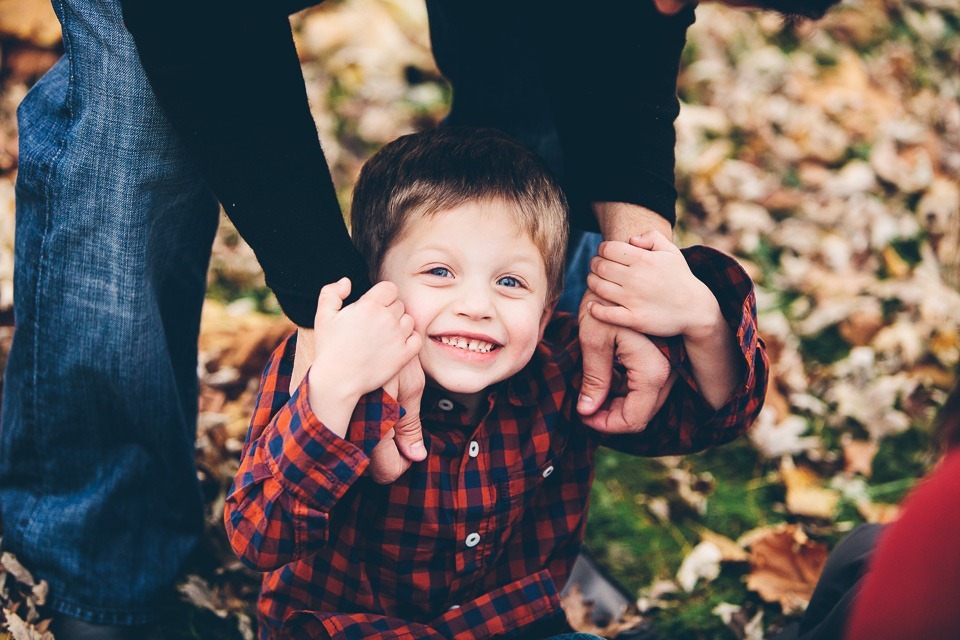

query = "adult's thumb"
[393,413,427,462]
[315,277,351,326]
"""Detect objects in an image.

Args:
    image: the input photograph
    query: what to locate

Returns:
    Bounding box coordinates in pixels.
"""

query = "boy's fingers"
[629,230,679,254]
[586,273,624,307]
[590,256,632,284]
[597,240,645,266]
[366,281,400,306]
[315,277,351,325]
[588,302,635,329]
[399,313,416,337]
[384,299,405,320]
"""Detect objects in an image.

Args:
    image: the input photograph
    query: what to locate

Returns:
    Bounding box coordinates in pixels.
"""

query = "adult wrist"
[593,201,673,242]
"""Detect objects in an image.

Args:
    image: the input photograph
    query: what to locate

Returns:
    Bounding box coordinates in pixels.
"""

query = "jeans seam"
[47,592,159,626]
[31,0,76,495]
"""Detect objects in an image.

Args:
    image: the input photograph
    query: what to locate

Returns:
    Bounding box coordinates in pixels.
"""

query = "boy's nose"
[452,282,495,321]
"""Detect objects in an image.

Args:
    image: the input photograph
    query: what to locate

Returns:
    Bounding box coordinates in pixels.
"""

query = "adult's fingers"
[393,356,427,462]
[368,433,409,485]
[315,278,351,325]
[578,319,616,416]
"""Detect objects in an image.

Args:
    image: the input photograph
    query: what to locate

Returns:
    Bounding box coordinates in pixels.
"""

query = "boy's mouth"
[432,334,501,353]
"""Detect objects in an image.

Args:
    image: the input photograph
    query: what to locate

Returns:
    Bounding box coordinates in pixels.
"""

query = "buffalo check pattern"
[225,246,769,640]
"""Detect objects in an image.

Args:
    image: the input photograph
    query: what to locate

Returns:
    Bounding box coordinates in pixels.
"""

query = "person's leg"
[777,524,884,640]
[0,0,219,626]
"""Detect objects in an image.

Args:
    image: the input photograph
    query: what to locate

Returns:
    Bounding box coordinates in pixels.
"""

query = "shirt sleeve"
[525,0,696,228]
[223,334,401,571]
[598,246,769,455]
[118,0,372,327]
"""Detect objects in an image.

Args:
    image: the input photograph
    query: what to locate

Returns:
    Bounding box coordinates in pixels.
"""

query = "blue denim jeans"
[0,0,219,624]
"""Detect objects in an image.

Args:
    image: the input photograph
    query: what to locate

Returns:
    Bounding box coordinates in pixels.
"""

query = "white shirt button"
[448,604,460,611]
[465,532,481,547]
[438,399,454,411]
[542,465,555,478]
[468,441,480,458]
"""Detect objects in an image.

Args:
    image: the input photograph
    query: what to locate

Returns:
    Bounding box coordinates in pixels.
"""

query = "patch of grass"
[799,324,852,364]
[870,428,934,499]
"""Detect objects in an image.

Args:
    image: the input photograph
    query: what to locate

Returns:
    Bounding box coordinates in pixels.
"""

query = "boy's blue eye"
[428,267,451,278]
[497,275,522,288]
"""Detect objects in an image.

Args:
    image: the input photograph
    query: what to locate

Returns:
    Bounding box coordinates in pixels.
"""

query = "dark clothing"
[117,0,695,327]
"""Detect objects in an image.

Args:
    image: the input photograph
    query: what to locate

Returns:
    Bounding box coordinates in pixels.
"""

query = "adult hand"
[580,327,677,434]
[577,289,676,426]
[369,356,427,484]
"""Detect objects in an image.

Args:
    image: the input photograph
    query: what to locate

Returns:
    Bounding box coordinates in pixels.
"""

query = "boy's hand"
[368,356,427,484]
[580,328,677,434]
[307,278,421,437]
[586,231,722,340]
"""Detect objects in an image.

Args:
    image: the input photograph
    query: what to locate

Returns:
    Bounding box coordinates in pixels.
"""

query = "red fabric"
[846,448,960,640]
[224,246,768,639]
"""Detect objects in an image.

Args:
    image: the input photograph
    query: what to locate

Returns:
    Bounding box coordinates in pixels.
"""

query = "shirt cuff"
[676,245,767,424]
[263,377,398,511]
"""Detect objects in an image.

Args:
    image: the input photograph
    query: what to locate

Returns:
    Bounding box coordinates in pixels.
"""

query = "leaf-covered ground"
[1,0,959,638]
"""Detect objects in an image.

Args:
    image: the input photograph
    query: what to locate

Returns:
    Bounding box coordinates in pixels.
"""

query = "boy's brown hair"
[350,127,569,300]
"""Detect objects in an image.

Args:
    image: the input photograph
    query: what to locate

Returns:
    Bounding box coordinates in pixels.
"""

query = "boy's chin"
[425,370,499,398]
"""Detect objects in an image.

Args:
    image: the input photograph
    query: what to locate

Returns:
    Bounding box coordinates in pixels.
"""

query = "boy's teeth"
[439,336,495,352]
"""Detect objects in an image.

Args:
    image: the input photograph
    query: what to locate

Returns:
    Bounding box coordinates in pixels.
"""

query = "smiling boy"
[225,128,768,639]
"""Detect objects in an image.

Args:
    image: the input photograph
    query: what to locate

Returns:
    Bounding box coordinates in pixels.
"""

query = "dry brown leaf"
[560,584,646,639]
[838,310,884,347]
[856,500,901,524]
[745,524,828,614]
[841,436,879,478]
[780,457,840,519]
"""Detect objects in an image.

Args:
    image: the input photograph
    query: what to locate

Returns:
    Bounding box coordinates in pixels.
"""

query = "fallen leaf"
[700,530,750,563]
[744,524,828,614]
[750,410,821,459]
[856,500,901,524]
[713,603,764,640]
[560,584,646,639]
[676,541,723,592]
[781,457,841,519]
[841,435,879,478]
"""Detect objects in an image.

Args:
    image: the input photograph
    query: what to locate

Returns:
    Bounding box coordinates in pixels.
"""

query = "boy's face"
[379,199,555,405]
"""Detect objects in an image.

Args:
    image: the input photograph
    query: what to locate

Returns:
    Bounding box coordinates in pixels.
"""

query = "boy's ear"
[538,297,559,339]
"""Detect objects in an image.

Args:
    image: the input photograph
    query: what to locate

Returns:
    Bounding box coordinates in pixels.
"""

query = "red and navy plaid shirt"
[225,246,768,640]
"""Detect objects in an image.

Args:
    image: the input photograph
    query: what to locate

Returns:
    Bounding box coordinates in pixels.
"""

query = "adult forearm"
[593,202,674,243]
[119,0,371,326]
